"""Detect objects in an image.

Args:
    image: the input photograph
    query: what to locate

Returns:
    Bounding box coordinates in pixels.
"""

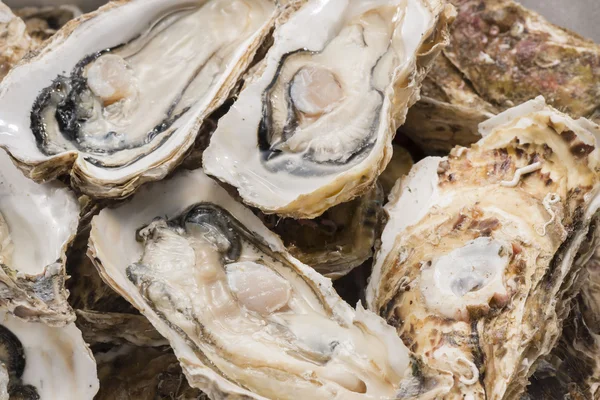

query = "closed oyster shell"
[88,167,455,399]
[256,183,385,279]
[0,0,278,199]
[203,0,454,218]
[367,97,600,399]
[402,0,600,154]
[95,344,206,400]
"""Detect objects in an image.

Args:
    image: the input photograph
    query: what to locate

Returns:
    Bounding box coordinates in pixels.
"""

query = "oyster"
[367,97,600,398]
[402,0,600,154]
[0,148,79,325]
[379,144,414,196]
[0,0,278,199]
[95,344,206,400]
[0,2,32,82]
[88,167,455,399]
[0,309,99,399]
[256,183,385,279]
[203,0,454,218]
[15,5,82,46]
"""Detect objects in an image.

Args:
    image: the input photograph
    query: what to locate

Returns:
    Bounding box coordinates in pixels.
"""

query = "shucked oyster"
[0,2,32,82]
[89,168,455,399]
[203,0,454,218]
[0,0,278,199]
[0,309,98,399]
[256,183,385,279]
[367,97,600,399]
[402,0,600,154]
[0,149,79,325]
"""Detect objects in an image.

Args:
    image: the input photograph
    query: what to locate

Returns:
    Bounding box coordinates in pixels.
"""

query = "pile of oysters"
[0,0,598,398]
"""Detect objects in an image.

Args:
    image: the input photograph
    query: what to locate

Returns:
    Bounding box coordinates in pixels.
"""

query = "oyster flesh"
[256,183,385,279]
[203,0,454,218]
[0,0,278,199]
[0,148,79,325]
[367,97,600,399]
[0,309,98,399]
[402,0,600,154]
[89,167,455,399]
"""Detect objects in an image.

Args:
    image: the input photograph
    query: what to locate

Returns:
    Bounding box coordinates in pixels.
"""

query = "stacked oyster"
[0,0,598,399]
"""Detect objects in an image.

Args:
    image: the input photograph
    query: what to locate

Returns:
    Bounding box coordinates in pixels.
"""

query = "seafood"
[367,97,600,398]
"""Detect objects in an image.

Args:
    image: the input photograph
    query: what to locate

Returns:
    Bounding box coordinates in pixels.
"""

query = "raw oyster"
[367,97,600,399]
[0,0,278,199]
[95,344,206,400]
[203,0,454,218]
[0,148,79,325]
[0,309,98,399]
[15,5,82,46]
[402,0,600,154]
[89,167,455,399]
[256,183,385,279]
[0,2,32,82]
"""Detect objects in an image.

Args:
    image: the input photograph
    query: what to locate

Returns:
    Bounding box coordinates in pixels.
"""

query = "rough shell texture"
[0,2,32,82]
[367,97,600,399]
[402,0,600,154]
[95,344,206,400]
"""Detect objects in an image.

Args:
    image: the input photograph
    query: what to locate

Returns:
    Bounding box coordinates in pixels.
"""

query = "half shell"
[367,97,600,399]
[0,0,278,199]
[203,0,454,218]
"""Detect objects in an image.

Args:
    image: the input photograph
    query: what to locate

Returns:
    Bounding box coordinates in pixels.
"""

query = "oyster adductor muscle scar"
[203,0,454,218]
[0,0,278,199]
[367,97,600,399]
[89,167,457,399]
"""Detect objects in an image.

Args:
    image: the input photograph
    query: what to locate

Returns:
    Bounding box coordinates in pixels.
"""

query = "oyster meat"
[0,309,98,399]
[203,0,453,218]
[367,97,600,399]
[0,0,278,199]
[402,0,600,154]
[0,149,79,325]
[256,183,385,279]
[89,167,455,399]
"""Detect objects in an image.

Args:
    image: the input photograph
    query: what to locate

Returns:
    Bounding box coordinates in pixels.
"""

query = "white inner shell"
[420,237,511,321]
[203,0,435,210]
[0,149,78,275]
[132,216,406,398]
[0,0,275,184]
[90,169,413,400]
[0,311,98,399]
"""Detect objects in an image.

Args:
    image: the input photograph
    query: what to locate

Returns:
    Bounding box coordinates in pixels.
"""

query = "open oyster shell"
[0,0,278,199]
[0,148,79,326]
[203,0,454,218]
[402,0,600,154]
[88,167,455,399]
[0,309,99,399]
[367,97,600,399]
[0,2,32,82]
